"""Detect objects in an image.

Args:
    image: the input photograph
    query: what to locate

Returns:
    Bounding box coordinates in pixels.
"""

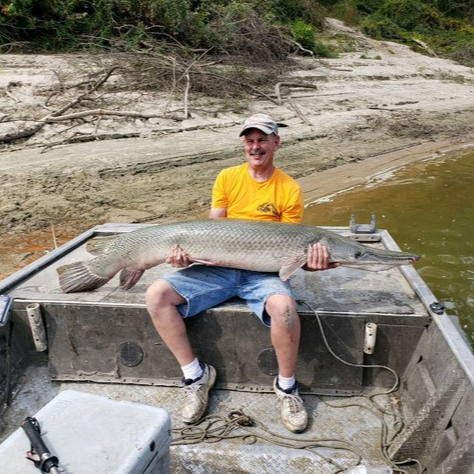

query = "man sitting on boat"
[145,113,337,433]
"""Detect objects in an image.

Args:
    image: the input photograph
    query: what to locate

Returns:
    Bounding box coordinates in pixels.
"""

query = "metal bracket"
[429,301,446,315]
[350,213,377,234]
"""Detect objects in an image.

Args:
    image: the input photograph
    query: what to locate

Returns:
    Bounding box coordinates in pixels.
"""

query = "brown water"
[304,149,474,348]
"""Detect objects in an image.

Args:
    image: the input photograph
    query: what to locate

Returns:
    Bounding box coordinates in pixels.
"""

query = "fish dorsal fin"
[279,256,307,281]
[86,235,118,256]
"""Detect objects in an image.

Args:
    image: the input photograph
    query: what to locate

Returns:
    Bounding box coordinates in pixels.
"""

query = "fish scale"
[102,219,313,271]
[56,219,420,293]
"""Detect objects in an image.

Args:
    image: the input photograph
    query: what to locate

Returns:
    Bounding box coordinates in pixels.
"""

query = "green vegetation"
[0,0,331,57]
[1,1,473,66]
[324,0,474,66]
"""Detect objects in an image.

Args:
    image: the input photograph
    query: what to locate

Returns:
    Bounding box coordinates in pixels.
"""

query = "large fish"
[57,219,420,293]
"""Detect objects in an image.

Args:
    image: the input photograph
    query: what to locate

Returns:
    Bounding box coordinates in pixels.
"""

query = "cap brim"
[239,124,276,137]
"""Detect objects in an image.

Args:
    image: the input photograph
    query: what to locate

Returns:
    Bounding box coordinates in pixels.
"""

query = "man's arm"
[209,207,227,219]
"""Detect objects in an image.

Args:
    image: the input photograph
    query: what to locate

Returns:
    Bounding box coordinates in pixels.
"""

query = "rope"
[297,300,400,394]
[171,300,423,474]
[298,300,422,474]
[172,410,362,472]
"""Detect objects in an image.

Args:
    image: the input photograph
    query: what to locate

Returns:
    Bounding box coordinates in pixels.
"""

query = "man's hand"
[303,243,340,271]
[165,244,191,268]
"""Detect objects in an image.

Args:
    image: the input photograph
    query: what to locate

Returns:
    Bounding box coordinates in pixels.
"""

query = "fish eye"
[355,251,362,259]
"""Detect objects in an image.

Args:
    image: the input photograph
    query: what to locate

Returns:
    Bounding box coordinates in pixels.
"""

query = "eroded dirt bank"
[1,19,474,279]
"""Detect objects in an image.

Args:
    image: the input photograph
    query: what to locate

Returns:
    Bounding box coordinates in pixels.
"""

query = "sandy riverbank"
[1,19,474,279]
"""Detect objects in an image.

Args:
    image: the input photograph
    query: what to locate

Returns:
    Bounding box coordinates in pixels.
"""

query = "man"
[145,114,337,433]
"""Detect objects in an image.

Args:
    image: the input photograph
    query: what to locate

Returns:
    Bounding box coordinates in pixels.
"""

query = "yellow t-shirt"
[211,163,303,223]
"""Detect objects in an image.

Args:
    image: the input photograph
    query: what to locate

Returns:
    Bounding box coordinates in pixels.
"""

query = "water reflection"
[304,150,474,347]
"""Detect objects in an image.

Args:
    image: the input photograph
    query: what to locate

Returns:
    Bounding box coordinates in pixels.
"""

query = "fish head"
[318,232,420,270]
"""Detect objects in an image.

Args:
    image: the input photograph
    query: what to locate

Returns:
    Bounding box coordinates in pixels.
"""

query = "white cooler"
[0,390,171,474]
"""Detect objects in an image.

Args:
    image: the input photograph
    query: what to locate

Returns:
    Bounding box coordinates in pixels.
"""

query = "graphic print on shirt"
[257,203,280,218]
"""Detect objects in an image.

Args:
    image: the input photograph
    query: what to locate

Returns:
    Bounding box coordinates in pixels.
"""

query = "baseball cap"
[239,113,287,137]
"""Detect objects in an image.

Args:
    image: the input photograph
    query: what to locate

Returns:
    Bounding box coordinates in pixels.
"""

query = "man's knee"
[265,294,299,329]
[145,280,182,314]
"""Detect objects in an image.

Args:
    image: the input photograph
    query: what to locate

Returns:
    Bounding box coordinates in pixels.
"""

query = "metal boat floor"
[1,361,403,474]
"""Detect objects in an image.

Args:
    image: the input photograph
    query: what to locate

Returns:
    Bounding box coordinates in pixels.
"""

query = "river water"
[303,149,474,348]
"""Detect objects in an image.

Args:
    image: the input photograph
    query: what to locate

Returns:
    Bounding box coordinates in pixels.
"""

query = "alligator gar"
[56,219,420,293]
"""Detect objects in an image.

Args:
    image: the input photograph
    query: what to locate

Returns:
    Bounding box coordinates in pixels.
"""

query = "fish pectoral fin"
[279,257,307,281]
[86,235,118,256]
[119,268,145,289]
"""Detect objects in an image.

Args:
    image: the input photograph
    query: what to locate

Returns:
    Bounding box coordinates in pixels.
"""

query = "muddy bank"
[1,19,474,279]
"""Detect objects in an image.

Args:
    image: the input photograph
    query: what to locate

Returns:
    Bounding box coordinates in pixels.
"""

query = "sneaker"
[273,378,308,433]
[181,362,216,424]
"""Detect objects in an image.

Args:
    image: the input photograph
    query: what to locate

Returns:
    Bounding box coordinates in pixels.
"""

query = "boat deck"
[1,362,404,473]
[0,223,439,473]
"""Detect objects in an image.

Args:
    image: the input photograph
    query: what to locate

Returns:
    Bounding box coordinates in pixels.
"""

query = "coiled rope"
[172,410,363,472]
[171,300,422,474]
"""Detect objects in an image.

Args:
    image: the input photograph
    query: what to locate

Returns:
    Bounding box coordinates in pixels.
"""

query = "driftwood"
[287,99,310,125]
[289,39,315,57]
[0,66,183,145]
[0,67,119,144]
[0,66,184,143]
[274,81,318,105]
[43,109,182,122]
[1,48,320,147]
[412,39,437,57]
[191,70,280,105]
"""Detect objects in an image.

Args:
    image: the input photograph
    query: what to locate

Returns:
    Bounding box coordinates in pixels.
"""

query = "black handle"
[21,417,60,473]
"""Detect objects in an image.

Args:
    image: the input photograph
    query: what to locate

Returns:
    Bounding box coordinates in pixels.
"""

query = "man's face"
[243,129,280,169]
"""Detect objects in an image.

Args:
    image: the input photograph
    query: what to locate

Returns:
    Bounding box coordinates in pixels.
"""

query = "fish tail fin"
[119,268,145,290]
[57,262,110,293]
[86,235,118,256]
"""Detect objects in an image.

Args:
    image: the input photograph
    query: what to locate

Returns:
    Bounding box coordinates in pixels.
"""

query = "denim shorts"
[160,265,294,327]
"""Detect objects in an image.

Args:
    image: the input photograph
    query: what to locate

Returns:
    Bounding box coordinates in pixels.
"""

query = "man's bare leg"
[266,294,308,433]
[266,294,300,376]
[146,280,195,366]
[145,280,216,424]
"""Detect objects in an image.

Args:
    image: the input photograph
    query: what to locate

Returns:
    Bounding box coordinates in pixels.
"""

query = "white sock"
[181,358,203,381]
[278,374,296,391]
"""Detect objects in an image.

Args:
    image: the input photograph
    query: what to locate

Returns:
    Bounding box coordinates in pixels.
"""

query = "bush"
[327,0,474,67]
[378,0,441,32]
[360,13,405,40]
[450,41,474,67]
[290,19,317,50]
[272,0,325,27]
[0,0,332,57]
[290,18,337,56]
